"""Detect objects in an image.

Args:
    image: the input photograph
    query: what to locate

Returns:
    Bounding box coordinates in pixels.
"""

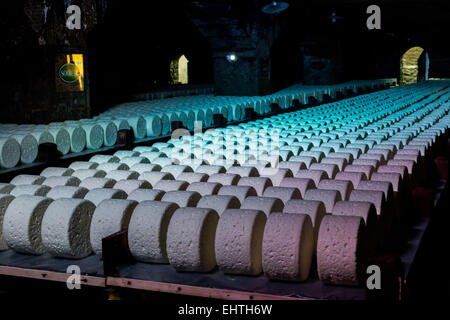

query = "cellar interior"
[0,0,449,305]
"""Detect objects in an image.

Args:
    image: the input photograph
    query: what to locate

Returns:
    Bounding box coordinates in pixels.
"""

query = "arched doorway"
[400,46,429,85]
[170,54,189,84]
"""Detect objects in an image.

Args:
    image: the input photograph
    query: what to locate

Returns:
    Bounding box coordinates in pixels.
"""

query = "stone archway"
[170,54,189,84]
[400,46,428,85]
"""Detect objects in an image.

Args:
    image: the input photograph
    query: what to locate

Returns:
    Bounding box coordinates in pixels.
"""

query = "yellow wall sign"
[55,54,84,92]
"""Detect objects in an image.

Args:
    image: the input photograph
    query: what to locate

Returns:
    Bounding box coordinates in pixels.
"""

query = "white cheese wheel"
[310,163,338,179]
[66,125,87,152]
[321,157,348,171]
[105,170,139,181]
[90,199,138,255]
[195,165,227,175]
[294,170,327,187]
[48,127,71,155]
[0,194,15,250]
[120,156,150,167]
[215,209,267,275]
[349,190,385,216]
[387,159,416,174]
[84,188,128,206]
[335,171,366,189]
[10,185,50,197]
[89,155,120,164]
[237,177,272,196]
[128,201,179,263]
[68,161,99,170]
[112,119,130,131]
[12,134,38,164]
[3,195,54,254]
[40,167,74,178]
[81,124,104,150]
[79,177,116,190]
[344,165,373,180]
[226,166,259,177]
[240,196,284,216]
[304,189,341,214]
[114,150,140,159]
[127,189,165,202]
[263,186,301,204]
[43,176,81,188]
[262,212,314,281]
[166,207,219,272]
[318,179,354,201]
[279,177,314,198]
[0,183,15,194]
[259,168,294,186]
[196,195,240,215]
[317,215,367,286]
[41,198,95,258]
[96,162,130,173]
[207,173,240,185]
[128,116,147,139]
[72,169,107,180]
[187,182,221,196]
[152,157,175,167]
[10,174,46,185]
[160,165,193,178]
[30,130,54,145]
[113,179,151,194]
[139,171,174,186]
[371,172,401,192]
[289,156,316,169]
[177,172,209,184]
[278,161,306,175]
[162,191,201,207]
[145,115,162,137]
[97,121,118,147]
[217,185,257,203]
[46,186,89,199]
[154,180,188,192]
[130,163,162,174]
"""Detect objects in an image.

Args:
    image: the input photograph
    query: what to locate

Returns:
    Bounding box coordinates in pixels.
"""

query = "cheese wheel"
[127,189,165,202]
[114,150,140,159]
[238,177,272,196]
[41,198,95,258]
[13,134,38,164]
[152,157,175,167]
[240,196,284,216]
[79,177,116,190]
[310,163,338,179]
[48,127,71,155]
[133,146,158,153]
[72,169,107,180]
[259,168,293,186]
[84,188,128,206]
[69,161,99,170]
[335,171,366,189]
[10,185,50,197]
[0,183,15,194]
[46,186,89,199]
[387,159,416,174]
[226,166,259,177]
[120,157,150,168]
[187,182,222,196]
[90,155,120,164]
[0,194,15,250]
[371,172,401,192]
[289,156,316,168]
[161,165,193,178]
[145,115,162,137]
[278,161,306,175]
[321,157,348,171]
[195,165,227,175]
[215,209,267,275]
[217,185,257,203]
[344,165,373,180]
[30,129,54,145]
[162,191,201,207]
[43,176,81,188]
[208,173,240,186]
[140,151,167,162]
[317,215,367,286]
[318,179,354,201]
[279,177,314,198]
[295,169,327,187]
[332,200,378,253]
[97,121,118,147]
[81,124,104,149]
[154,180,188,192]
[357,180,393,201]
[113,179,151,194]
[196,195,240,215]
[166,207,219,272]
[349,189,385,216]
[90,199,138,255]
[40,167,74,178]
[96,163,130,173]
[130,163,162,174]
[66,125,87,152]
[139,171,174,186]
[128,201,178,263]
[262,212,313,281]
[105,170,139,181]
[263,186,301,204]
[304,189,341,214]
[128,116,147,139]
[177,172,209,184]
[112,119,130,131]
[3,195,54,254]
[10,174,46,185]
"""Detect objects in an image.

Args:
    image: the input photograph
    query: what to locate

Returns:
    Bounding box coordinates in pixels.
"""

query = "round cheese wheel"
[40,167,74,178]
[10,185,50,197]
[66,125,87,152]
[130,163,162,174]
[105,170,139,181]
[84,188,128,206]
[46,186,89,199]
[48,127,71,155]
[10,174,46,185]
[321,157,348,171]
[128,116,147,139]
[41,198,95,258]
[113,179,151,194]
[13,134,38,164]
[166,207,219,272]
[3,195,54,254]
[30,129,54,145]
[278,161,306,175]
[162,191,201,207]
[238,177,272,196]
[79,177,116,190]
[72,169,107,180]
[317,215,367,286]
[81,124,104,150]
[90,155,120,164]
[304,189,341,214]
[128,201,179,263]
[0,194,15,250]
[127,189,165,202]
[318,179,354,201]
[278,177,314,198]
[263,186,301,204]
[215,209,267,275]
[226,166,259,177]
[344,165,373,180]
[310,163,338,179]
[217,185,257,203]
[43,176,81,188]
[262,212,313,281]
[97,121,117,147]
[96,163,130,173]
[197,195,240,215]
[208,173,240,186]
[68,161,99,170]
[240,196,284,216]
[139,171,174,186]
[160,165,193,179]
[335,171,366,189]
[154,180,188,192]
[177,172,209,184]
[145,115,162,137]
[0,183,15,194]
[294,170,327,188]
[90,199,138,255]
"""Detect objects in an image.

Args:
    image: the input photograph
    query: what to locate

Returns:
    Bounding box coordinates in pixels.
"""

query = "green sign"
[58,63,82,84]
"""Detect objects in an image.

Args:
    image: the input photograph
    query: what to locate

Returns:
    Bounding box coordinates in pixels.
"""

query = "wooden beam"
[0,266,105,288]
[106,277,312,300]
